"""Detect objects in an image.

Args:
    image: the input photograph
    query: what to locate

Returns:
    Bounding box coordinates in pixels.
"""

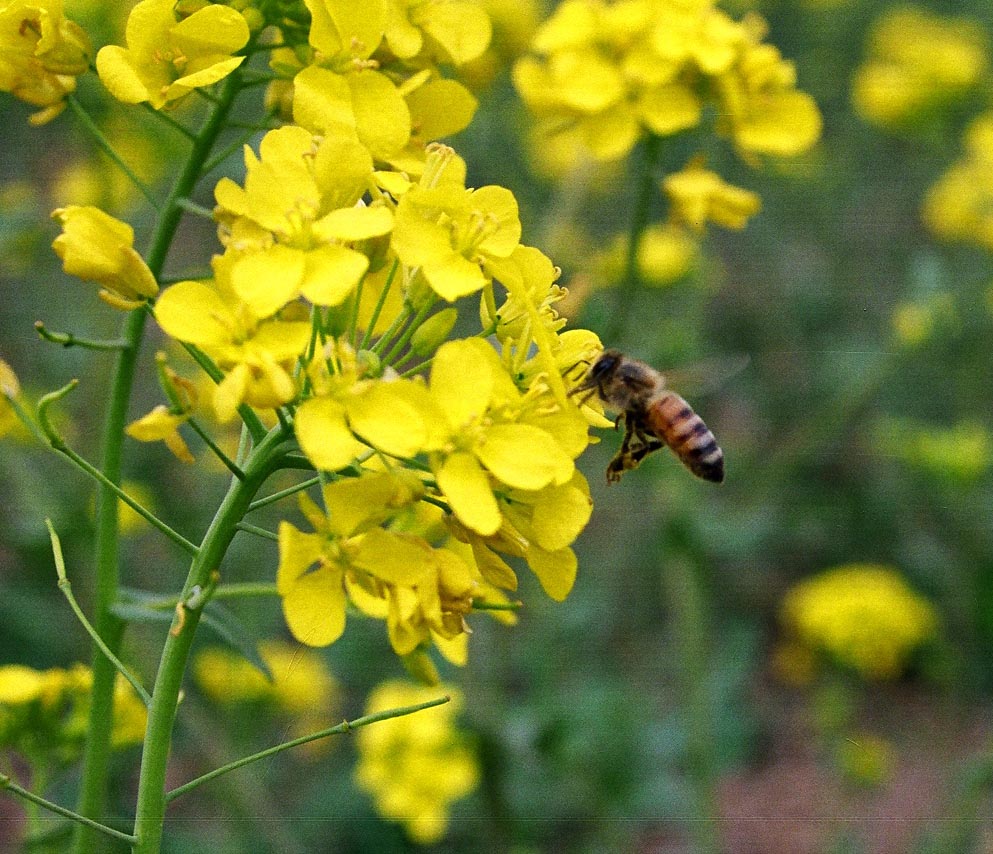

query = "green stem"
[72,71,245,854]
[234,521,279,542]
[248,475,320,511]
[131,427,285,854]
[360,259,400,351]
[662,554,721,854]
[382,296,436,365]
[2,773,137,846]
[602,134,661,344]
[166,696,450,803]
[48,519,151,706]
[186,417,245,480]
[34,321,129,351]
[67,96,160,209]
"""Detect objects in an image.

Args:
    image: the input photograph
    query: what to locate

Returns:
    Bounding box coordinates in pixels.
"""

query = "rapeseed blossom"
[0,0,91,123]
[96,0,249,109]
[355,680,478,844]
[47,0,602,673]
[513,0,821,163]
[852,7,988,129]
[923,113,993,251]
[780,564,938,681]
[0,663,146,762]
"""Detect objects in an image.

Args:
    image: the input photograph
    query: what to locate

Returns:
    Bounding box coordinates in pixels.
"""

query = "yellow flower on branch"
[0,0,91,124]
[51,205,158,309]
[355,680,478,845]
[96,0,249,109]
[214,124,392,309]
[663,159,762,232]
[153,253,311,421]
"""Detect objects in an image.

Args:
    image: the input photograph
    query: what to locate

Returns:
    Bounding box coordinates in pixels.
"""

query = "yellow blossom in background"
[192,642,338,746]
[852,6,988,129]
[874,417,990,484]
[780,564,938,681]
[890,292,957,348]
[924,113,993,251]
[663,160,762,232]
[0,0,91,124]
[513,0,820,163]
[0,357,25,439]
[51,205,158,309]
[96,0,249,109]
[0,663,146,761]
[835,731,895,788]
[355,681,478,845]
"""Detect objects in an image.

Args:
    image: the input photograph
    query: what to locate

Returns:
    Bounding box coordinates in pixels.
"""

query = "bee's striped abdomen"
[647,392,725,483]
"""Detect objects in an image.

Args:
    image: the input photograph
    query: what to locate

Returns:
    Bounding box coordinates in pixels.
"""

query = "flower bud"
[409,308,457,356]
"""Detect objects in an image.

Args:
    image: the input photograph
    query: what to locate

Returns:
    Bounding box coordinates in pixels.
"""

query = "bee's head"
[588,349,622,381]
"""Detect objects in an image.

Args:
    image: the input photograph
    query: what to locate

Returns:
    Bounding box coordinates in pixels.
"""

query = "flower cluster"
[36,0,603,668]
[355,680,478,844]
[923,113,993,251]
[779,564,938,681]
[852,6,988,130]
[193,641,339,744]
[0,663,146,763]
[0,0,92,124]
[512,0,821,163]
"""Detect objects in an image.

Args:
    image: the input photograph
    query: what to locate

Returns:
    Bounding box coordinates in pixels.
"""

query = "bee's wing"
[661,353,751,397]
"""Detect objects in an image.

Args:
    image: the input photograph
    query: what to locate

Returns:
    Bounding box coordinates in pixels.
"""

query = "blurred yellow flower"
[836,731,895,788]
[663,160,762,232]
[875,417,990,484]
[193,641,338,717]
[513,0,820,162]
[0,663,146,761]
[852,7,988,129]
[780,564,937,680]
[924,113,993,251]
[0,0,92,124]
[355,681,478,844]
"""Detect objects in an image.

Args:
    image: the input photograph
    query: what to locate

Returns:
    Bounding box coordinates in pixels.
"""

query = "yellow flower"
[663,160,762,232]
[923,114,993,251]
[391,148,522,301]
[0,0,91,124]
[153,253,311,421]
[513,0,820,161]
[51,205,158,309]
[213,125,392,308]
[277,473,434,648]
[385,0,492,66]
[0,663,146,759]
[126,406,195,463]
[193,641,338,718]
[781,564,938,681]
[0,357,24,440]
[852,7,988,129]
[355,681,478,845]
[96,0,249,109]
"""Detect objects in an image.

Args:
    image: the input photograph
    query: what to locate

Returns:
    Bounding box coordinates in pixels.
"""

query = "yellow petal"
[295,397,367,471]
[281,564,347,646]
[430,339,493,428]
[154,280,234,347]
[345,380,429,458]
[527,546,577,601]
[231,245,305,318]
[299,244,369,306]
[476,424,573,489]
[436,451,500,536]
[352,528,434,585]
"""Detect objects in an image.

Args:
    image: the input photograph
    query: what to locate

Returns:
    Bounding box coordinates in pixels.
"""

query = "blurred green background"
[5,0,993,852]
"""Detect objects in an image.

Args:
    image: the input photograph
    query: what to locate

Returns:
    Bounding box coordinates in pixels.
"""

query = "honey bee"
[573,349,724,484]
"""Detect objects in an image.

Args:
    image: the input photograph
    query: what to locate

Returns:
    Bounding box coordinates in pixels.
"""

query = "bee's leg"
[628,437,664,465]
[606,416,641,483]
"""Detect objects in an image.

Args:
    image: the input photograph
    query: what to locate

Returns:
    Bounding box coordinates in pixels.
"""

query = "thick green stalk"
[601,134,661,345]
[71,74,244,854]
[131,428,285,854]
[662,554,721,854]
